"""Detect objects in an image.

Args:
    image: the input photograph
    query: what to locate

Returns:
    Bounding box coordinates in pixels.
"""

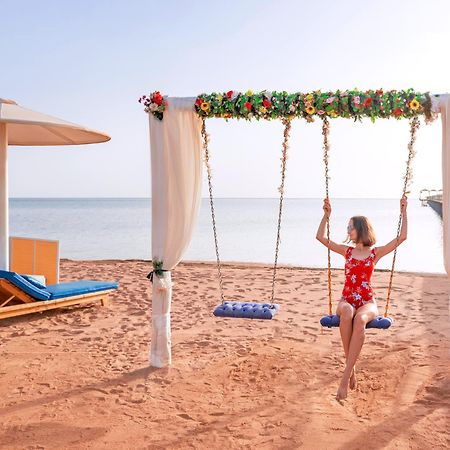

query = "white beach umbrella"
[0,98,111,270]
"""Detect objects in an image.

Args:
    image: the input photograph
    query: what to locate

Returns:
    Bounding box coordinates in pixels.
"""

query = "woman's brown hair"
[343,216,376,246]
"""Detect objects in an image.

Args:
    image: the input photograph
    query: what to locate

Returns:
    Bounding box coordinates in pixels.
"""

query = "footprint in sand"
[178,413,196,421]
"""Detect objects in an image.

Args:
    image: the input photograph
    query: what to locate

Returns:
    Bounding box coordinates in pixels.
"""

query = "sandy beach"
[0,259,449,449]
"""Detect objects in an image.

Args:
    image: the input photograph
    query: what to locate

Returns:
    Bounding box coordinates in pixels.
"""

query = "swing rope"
[271,118,292,304]
[321,115,420,319]
[201,118,226,305]
[201,117,292,306]
[322,117,333,316]
[384,115,420,317]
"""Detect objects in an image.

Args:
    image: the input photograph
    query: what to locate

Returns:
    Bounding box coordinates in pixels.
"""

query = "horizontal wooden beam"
[0,289,114,320]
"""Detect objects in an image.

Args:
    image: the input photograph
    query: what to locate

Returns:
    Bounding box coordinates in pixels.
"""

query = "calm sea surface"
[10,198,445,274]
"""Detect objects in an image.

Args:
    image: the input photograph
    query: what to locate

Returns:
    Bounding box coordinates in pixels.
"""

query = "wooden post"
[0,123,8,270]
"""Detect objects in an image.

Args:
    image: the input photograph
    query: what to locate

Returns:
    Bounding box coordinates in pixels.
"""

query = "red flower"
[376,89,383,96]
[263,98,271,108]
[153,92,163,105]
[363,97,373,107]
[195,98,203,106]
[226,90,234,99]
[394,108,402,117]
[245,102,252,111]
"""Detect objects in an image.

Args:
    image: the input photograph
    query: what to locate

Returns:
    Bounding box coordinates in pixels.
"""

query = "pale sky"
[1,0,449,198]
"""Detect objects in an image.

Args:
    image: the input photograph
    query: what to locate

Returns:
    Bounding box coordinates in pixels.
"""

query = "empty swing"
[201,117,292,320]
[319,116,420,329]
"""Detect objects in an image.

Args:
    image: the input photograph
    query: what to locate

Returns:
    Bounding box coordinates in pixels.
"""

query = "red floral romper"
[341,246,376,309]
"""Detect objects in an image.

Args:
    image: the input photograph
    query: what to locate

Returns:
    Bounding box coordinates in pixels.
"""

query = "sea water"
[10,197,444,274]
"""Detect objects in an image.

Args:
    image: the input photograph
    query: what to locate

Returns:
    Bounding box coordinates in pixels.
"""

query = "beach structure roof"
[0,97,111,270]
[0,98,110,145]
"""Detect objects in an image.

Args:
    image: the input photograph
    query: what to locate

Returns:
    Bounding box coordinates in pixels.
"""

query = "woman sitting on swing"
[316,196,408,401]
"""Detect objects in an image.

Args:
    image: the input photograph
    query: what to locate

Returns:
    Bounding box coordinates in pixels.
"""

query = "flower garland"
[140,89,435,123]
[138,91,167,120]
[194,89,433,123]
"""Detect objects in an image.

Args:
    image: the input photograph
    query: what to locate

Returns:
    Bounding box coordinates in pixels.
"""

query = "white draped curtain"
[148,94,450,368]
[148,97,202,367]
[439,94,450,274]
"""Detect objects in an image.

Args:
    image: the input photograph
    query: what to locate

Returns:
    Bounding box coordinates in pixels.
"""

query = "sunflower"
[409,98,420,110]
[305,105,315,115]
[200,102,210,112]
[260,106,267,114]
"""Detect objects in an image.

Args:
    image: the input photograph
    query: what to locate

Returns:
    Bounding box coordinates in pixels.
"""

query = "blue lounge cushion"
[0,270,118,302]
[0,270,51,300]
[213,301,280,319]
[46,280,119,299]
[320,314,393,329]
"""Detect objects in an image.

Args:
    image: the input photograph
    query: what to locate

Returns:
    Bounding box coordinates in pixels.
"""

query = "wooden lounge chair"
[0,270,119,320]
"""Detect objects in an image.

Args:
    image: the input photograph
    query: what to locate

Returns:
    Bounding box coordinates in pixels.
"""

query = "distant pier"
[420,189,442,217]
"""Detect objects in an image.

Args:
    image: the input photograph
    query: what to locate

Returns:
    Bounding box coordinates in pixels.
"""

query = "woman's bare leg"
[336,300,357,389]
[336,302,378,401]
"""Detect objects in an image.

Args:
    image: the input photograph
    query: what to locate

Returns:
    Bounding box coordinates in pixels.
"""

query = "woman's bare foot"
[336,378,349,401]
[349,368,357,390]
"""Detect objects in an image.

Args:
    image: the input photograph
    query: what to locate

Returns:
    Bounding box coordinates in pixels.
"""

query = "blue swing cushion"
[213,301,280,319]
[320,314,393,329]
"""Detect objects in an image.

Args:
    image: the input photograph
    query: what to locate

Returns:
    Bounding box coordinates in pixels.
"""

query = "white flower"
[351,274,357,284]
[352,292,362,301]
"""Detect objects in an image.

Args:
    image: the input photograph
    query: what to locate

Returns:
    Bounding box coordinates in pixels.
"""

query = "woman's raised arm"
[316,198,349,257]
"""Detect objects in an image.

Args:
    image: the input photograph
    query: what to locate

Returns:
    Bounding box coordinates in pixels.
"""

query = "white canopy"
[0,97,111,270]
[0,98,110,145]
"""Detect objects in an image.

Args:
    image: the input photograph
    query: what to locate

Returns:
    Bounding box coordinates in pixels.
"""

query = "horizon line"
[9,196,422,200]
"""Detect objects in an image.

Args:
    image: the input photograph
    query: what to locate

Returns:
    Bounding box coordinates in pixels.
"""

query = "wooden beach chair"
[0,270,119,320]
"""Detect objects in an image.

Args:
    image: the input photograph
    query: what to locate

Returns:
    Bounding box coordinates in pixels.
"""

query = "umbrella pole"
[0,123,8,270]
